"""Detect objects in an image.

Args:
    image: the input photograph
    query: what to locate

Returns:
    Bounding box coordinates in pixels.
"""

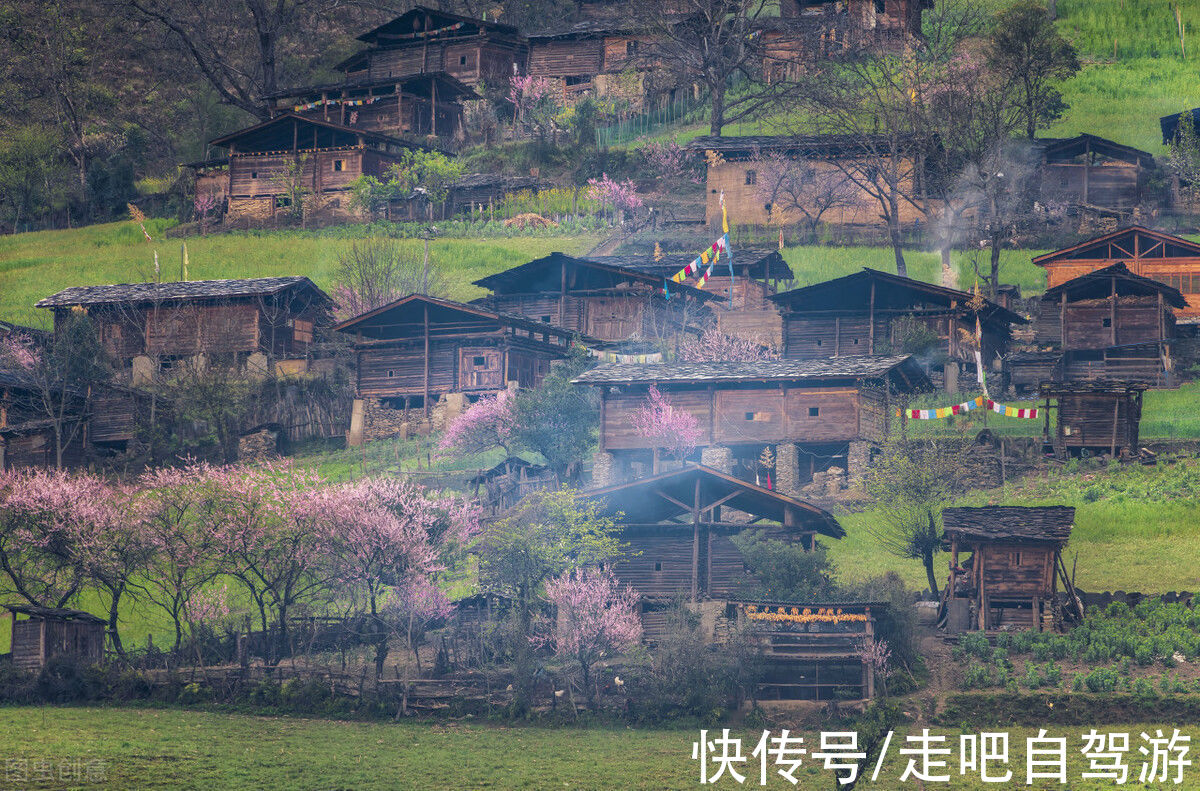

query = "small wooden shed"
[5,605,107,672]
[940,506,1079,632]
[1039,380,1148,458]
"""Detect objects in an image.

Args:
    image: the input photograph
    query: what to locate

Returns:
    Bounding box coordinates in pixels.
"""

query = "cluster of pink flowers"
[0,331,40,371]
[638,140,701,185]
[631,385,703,460]
[678,328,780,363]
[438,389,518,456]
[585,173,644,213]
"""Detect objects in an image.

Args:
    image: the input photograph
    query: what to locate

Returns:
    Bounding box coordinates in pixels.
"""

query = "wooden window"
[459,55,467,66]
[251,171,258,179]
[875,0,885,12]
[654,561,662,571]
[541,315,551,323]
[276,196,292,208]
[815,339,823,346]
[744,411,771,422]
[473,356,486,366]
[292,319,313,344]
[764,202,772,213]
[1013,551,1022,566]
[808,407,820,417]
[626,41,639,58]
[387,370,395,378]
[745,169,758,185]
[1102,317,1112,328]
[332,160,344,172]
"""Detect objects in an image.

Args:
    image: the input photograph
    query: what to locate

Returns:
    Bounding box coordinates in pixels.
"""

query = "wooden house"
[580,465,884,700]
[470,456,557,514]
[206,113,429,226]
[0,369,85,471]
[332,293,575,411]
[573,356,930,485]
[264,72,477,143]
[770,268,1026,391]
[686,135,923,229]
[35,276,335,380]
[1036,135,1157,214]
[334,7,526,90]
[471,253,719,344]
[1033,262,1186,385]
[1005,351,1063,396]
[1032,226,1200,319]
[590,248,794,348]
[447,173,538,216]
[940,506,1079,633]
[525,16,687,109]
[1160,108,1200,146]
[762,0,930,78]
[4,605,107,672]
[1039,380,1147,459]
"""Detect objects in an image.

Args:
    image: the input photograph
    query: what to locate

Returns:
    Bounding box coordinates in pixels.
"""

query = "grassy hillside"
[0,222,603,327]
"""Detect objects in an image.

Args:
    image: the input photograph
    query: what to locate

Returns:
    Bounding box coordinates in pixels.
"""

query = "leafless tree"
[636,0,793,136]
[752,149,863,241]
[333,238,448,319]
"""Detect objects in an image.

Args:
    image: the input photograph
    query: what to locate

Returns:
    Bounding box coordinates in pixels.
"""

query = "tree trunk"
[923,550,940,598]
[939,244,955,289]
[709,82,724,136]
[886,198,907,277]
[107,583,126,659]
[990,230,1002,300]
[581,660,594,709]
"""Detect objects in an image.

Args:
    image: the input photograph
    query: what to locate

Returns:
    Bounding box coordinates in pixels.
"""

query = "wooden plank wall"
[230,151,363,198]
[603,385,865,449]
[1041,163,1140,209]
[784,315,883,358]
[614,534,698,598]
[145,303,260,357]
[1057,298,1164,349]
[717,308,783,349]
[977,545,1055,597]
[1057,393,1138,449]
[527,39,603,77]
[11,619,41,671]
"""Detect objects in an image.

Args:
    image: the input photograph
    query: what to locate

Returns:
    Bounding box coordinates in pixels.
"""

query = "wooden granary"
[940,506,1080,633]
[1039,380,1148,459]
[4,605,107,672]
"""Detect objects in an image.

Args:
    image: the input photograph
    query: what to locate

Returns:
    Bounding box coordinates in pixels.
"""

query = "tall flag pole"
[721,191,734,308]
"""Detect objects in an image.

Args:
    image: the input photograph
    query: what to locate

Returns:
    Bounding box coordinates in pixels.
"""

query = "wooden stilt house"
[1036,135,1158,213]
[1039,380,1148,459]
[940,506,1080,633]
[1032,262,1186,386]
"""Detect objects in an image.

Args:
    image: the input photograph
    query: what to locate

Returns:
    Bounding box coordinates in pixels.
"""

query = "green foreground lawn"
[2,706,1198,790]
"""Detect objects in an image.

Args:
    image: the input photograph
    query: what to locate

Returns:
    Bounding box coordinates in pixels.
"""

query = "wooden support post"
[1033,596,1042,632]
[431,77,438,137]
[834,315,841,356]
[1110,399,1120,457]
[1110,276,1117,346]
[977,548,987,630]
[868,280,876,354]
[1059,292,1066,348]
[423,303,431,417]
[691,478,701,601]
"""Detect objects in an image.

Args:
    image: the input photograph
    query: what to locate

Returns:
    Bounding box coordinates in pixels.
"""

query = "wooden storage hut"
[5,605,107,672]
[447,173,538,215]
[206,113,429,226]
[469,457,557,514]
[686,135,924,229]
[573,355,930,482]
[335,6,527,90]
[940,506,1079,633]
[0,370,86,471]
[36,276,335,379]
[333,293,575,408]
[1039,380,1147,458]
[1036,135,1157,213]
[471,253,718,344]
[771,268,1026,389]
[1034,262,1185,386]
[1033,225,1200,319]
[763,0,929,75]
[264,72,477,143]
[1005,351,1063,396]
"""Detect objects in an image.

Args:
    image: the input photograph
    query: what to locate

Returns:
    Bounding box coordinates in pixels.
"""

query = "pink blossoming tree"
[586,173,643,221]
[438,389,517,457]
[541,567,642,708]
[631,385,702,467]
[509,75,560,141]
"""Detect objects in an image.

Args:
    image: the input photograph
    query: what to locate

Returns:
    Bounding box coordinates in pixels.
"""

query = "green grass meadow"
[0,221,601,328]
[3,706,1198,790]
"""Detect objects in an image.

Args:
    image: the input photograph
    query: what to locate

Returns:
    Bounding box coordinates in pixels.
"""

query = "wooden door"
[459,348,503,390]
[585,297,642,340]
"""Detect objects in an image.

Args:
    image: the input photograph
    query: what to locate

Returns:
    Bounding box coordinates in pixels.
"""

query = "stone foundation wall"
[700,445,734,474]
